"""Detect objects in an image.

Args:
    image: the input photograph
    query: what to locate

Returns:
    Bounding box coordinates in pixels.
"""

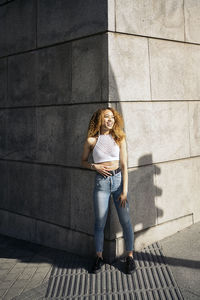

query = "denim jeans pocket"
[95,173,109,190]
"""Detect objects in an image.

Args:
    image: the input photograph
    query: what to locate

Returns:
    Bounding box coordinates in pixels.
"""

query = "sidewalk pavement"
[0,222,199,300]
[159,221,200,300]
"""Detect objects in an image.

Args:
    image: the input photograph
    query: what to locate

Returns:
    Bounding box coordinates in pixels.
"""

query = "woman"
[81,107,135,274]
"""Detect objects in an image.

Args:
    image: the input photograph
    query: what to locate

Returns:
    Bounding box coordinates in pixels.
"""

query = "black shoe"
[92,256,104,273]
[126,256,136,274]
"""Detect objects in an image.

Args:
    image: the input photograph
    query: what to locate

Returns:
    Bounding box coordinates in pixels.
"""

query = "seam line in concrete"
[1,28,200,62]
[0,0,15,7]
[0,101,109,110]
[128,154,200,169]
[107,30,200,47]
[0,208,94,239]
[114,0,116,32]
[147,38,152,101]
[134,213,193,235]
[0,99,200,111]
[0,31,108,60]
[0,153,200,172]
[0,208,193,244]
[183,0,186,42]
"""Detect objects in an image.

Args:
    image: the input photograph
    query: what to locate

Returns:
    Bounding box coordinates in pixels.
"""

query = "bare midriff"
[95,160,119,170]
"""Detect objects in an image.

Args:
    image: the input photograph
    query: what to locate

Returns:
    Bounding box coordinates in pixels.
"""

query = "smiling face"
[101,109,115,132]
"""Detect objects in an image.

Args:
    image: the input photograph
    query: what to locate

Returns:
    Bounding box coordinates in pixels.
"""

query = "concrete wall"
[108,0,200,252]
[0,0,108,258]
[0,0,200,260]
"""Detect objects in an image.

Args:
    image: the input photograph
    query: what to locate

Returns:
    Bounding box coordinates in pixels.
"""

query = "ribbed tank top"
[92,134,120,163]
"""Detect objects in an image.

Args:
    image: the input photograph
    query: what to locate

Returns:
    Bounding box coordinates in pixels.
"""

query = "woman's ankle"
[127,251,133,258]
[96,252,103,259]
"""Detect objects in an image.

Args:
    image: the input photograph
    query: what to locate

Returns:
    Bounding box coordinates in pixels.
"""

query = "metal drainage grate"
[14,242,184,300]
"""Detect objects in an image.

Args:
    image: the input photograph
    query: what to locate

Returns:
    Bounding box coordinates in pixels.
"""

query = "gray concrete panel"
[108,0,115,31]
[149,39,185,100]
[0,160,72,228]
[4,106,67,164]
[109,33,151,101]
[37,44,71,106]
[184,43,200,100]
[8,44,71,107]
[0,161,93,233]
[0,0,36,57]
[189,102,200,157]
[6,162,38,217]
[149,39,200,100]
[0,161,74,230]
[70,168,95,234]
[118,102,190,167]
[35,106,69,165]
[35,104,106,166]
[8,52,37,107]
[0,110,7,158]
[184,0,200,44]
[0,161,8,209]
[0,209,36,242]
[115,0,184,42]
[72,34,108,103]
[37,0,107,47]
[0,59,7,106]
[155,159,194,224]
[35,220,94,256]
[190,157,200,223]
[6,108,37,161]
[34,164,71,228]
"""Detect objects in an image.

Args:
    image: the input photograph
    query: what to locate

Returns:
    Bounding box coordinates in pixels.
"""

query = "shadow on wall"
[108,63,163,250]
[128,155,163,248]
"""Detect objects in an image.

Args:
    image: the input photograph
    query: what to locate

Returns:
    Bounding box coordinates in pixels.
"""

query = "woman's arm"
[119,137,128,207]
[81,138,95,170]
[81,137,112,176]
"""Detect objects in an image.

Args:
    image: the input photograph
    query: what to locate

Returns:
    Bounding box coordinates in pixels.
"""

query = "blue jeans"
[93,171,134,253]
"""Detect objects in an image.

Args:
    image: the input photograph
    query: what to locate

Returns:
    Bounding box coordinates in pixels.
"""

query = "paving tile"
[0,280,14,290]
[10,279,30,290]
[3,288,22,300]
[17,267,38,281]
[0,269,10,278]
[0,234,185,300]
[0,289,7,297]
[1,272,20,282]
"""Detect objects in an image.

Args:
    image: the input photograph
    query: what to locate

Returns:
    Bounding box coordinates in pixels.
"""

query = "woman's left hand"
[118,193,128,207]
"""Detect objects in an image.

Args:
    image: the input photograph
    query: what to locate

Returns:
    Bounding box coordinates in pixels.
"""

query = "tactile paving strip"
[14,242,184,300]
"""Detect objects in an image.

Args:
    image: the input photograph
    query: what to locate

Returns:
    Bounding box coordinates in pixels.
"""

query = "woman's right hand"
[94,164,112,177]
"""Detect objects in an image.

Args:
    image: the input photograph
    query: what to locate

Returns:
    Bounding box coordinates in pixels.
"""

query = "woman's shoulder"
[119,136,126,147]
[86,136,98,147]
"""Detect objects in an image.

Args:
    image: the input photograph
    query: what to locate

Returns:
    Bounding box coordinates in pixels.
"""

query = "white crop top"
[92,134,120,163]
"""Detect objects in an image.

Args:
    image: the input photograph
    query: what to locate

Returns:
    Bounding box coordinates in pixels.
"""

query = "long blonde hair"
[87,107,126,145]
